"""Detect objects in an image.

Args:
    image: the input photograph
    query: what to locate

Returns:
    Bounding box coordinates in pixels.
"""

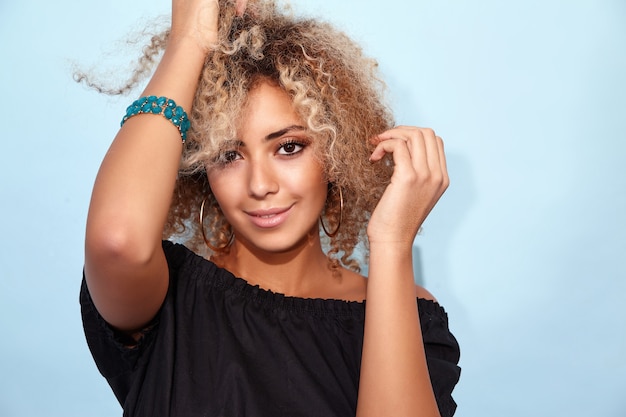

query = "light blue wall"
[1,1,624,416]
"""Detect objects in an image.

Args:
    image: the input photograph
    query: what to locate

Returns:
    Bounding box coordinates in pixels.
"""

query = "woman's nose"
[247,160,279,198]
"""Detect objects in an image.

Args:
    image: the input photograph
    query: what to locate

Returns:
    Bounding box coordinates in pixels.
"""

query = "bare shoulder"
[337,267,368,302]
[414,284,438,302]
[335,269,437,304]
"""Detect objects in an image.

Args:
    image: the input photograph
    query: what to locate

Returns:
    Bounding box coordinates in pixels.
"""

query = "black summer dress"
[81,240,461,417]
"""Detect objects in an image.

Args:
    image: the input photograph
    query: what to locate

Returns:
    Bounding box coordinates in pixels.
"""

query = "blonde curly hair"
[82,0,396,272]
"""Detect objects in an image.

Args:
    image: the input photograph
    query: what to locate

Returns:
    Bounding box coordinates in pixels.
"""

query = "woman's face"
[207,80,328,254]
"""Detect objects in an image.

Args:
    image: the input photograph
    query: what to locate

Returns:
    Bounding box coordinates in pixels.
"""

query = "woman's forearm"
[357,243,440,417]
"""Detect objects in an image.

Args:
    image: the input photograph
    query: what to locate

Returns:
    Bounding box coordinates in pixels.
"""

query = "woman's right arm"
[84,0,245,334]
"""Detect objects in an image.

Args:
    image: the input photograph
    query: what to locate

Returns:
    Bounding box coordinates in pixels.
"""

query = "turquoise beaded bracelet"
[121,96,190,143]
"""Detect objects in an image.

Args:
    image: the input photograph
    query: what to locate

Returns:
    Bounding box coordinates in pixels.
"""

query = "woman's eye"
[277,141,304,155]
[218,150,241,164]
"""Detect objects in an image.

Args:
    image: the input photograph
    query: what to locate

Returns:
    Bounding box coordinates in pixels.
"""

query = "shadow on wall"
[412,151,476,320]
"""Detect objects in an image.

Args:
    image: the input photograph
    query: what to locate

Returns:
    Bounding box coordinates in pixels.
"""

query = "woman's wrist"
[368,238,415,255]
[141,37,208,110]
[368,241,414,273]
[165,33,211,61]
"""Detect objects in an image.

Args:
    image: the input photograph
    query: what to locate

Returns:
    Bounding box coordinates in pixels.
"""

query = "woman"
[80,0,461,416]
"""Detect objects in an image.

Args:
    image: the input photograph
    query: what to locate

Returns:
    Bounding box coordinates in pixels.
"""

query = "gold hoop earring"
[199,197,234,251]
[320,186,343,238]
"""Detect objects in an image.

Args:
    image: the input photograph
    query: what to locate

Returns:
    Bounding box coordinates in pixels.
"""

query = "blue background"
[1,1,624,416]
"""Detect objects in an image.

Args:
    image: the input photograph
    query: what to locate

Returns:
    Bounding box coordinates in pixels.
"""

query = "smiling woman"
[78,0,460,416]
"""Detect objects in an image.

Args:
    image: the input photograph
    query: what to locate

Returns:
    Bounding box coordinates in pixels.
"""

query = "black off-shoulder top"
[81,241,461,417]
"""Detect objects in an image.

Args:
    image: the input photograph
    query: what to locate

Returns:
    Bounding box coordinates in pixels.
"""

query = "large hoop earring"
[199,197,234,251]
[320,186,343,238]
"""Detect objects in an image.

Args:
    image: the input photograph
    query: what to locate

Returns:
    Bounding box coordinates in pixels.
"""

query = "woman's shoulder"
[329,268,438,307]
[335,263,436,304]
[330,268,368,302]
[414,284,437,303]
[162,240,226,281]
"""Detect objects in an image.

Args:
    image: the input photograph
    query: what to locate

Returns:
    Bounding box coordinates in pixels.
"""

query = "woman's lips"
[245,205,293,228]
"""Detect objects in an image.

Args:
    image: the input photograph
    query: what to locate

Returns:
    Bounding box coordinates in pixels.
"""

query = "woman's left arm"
[357,127,449,417]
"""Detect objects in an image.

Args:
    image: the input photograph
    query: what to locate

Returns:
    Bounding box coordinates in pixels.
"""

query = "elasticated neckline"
[164,240,443,319]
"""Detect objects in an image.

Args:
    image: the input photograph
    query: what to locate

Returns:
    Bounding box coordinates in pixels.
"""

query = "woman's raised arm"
[84,0,246,334]
[357,126,449,417]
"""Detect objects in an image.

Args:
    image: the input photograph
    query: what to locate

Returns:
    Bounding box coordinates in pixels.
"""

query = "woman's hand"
[170,0,248,49]
[367,126,449,246]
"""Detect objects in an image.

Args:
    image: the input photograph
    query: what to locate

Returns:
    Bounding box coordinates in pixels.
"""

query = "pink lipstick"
[245,205,293,228]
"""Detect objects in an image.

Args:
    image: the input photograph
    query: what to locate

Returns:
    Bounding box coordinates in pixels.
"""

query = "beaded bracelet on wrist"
[120,96,190,143]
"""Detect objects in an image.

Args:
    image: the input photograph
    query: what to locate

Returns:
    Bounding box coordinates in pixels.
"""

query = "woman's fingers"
[235,0,248,16]
[436,135,450,189]
[372,126,448,185]
[171,0,246,48]
[370,138,417,184]
[369,137,412,164]
[367,126,449,243]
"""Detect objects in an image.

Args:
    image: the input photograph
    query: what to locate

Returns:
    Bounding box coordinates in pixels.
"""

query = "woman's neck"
[213,232,348,299]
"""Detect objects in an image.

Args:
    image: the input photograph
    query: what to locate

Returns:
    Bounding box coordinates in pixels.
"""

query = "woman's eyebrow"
[264,125,306,141]
[230,125,306,148]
